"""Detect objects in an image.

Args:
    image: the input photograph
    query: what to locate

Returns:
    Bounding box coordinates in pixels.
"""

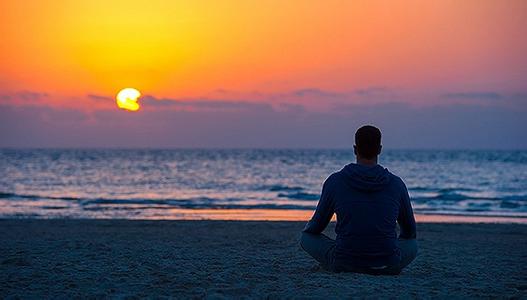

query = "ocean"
[1,149,526,219]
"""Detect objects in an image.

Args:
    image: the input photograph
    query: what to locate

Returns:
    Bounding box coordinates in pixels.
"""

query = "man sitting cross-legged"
[300,125,417,275]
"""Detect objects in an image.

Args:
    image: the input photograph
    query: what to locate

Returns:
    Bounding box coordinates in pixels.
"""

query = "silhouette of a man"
[300,125,417,275]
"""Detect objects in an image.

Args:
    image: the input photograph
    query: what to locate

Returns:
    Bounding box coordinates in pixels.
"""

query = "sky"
[1,0,526,148]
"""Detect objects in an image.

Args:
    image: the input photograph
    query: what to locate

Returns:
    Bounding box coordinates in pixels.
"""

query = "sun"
[116,88,141,111]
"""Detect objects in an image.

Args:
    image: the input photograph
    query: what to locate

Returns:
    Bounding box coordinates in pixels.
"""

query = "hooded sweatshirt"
[303,163,416,269]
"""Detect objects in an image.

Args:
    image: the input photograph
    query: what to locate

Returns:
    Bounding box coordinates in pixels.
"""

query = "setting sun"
[116,88,141,111]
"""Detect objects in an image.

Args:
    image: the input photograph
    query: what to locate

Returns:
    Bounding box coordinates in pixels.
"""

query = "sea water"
[0,149,526,219]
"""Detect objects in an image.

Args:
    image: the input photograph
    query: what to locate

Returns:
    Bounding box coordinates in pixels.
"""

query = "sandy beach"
[1,219,526,298]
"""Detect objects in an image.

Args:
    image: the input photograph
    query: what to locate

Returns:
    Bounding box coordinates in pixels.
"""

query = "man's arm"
[397,181,417,239]
[303,177,335,234]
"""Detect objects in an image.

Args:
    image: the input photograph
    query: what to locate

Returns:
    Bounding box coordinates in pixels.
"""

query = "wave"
[413,192,527,202]
[0,192,236,206]
[408,187,479,193]
[0,191,316,211]
[265,184,305,192]
[1,191,525,216]
[277,192,320,200]
[81,203,314,211]
[2,190,526,203]
[0,192,82,201]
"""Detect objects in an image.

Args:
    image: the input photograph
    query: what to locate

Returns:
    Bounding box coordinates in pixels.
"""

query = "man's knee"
[299,231,313,251]
[406,239,418,258]
[398,238,418,254]
[397,238,418,270]
[300,231,325,256]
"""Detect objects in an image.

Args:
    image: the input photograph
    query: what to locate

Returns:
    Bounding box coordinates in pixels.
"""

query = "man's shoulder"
[324,171,345,186]
[386,171,407,189]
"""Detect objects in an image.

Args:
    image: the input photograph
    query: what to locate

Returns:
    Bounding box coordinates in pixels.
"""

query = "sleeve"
[303,177,336,234]
[397,180,417,239]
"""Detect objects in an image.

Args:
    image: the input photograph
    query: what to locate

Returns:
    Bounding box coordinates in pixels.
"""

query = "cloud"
[84,86,396,113]
[0,91,49,104]
[17,91,49,101]
[275,103,306,113]
[332,101,410,113]
[441,92,503,100]
[135,95,176,107]
[1,101,526,149]
[140,95,274,112]
[290,88,344,98]
[85,93,276,112]
[284,86,392,99]
[353,86,389,97]
[87,94,113,102]
[211,88,265,97]
[3,88,524,149]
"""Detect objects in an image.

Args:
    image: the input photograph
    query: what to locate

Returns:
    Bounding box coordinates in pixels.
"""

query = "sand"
[1,219,526,298]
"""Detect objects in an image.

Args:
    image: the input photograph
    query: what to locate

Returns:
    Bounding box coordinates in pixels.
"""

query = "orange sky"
[1,0,526,110]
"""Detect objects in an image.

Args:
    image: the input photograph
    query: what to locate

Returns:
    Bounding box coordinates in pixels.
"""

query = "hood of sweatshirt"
[341,163,392,192]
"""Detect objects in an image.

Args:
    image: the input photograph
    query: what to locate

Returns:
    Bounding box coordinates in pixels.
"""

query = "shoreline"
[1,209,526,223]
[1,219,526,298]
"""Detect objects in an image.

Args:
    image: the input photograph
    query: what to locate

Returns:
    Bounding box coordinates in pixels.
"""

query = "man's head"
[354,125,382,161]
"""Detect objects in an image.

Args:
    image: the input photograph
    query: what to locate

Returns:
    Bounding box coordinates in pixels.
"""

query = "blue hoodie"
[303,163,416,269]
